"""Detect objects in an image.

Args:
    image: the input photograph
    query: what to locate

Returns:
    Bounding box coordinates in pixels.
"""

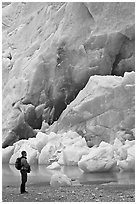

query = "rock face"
[2,2,135,147]
[54,72,135,146]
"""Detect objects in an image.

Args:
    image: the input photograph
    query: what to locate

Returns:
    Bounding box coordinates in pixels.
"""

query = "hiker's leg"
[20,172,24,193]
[20,183,24,193]
[23,171,27,192]
[20,171,27,193]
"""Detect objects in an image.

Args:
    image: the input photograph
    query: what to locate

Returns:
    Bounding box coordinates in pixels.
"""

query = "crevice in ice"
[111,36,134,76]
[2,22,10,28]
[83,3,95,21]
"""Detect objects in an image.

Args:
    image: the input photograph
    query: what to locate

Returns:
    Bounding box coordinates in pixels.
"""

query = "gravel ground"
[2,182,135,202]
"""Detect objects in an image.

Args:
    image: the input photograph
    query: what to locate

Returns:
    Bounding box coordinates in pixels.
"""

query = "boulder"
[113,138,123,148]
[117,144,135,171]
[63,146,89,166]
[62,135,87,148]
[115,129,135,144]
[47,162,61,170]
[112,138,135,171]
[40,121,49,132]
[58,152,64,165]
[28,132,49,152]
[40,131,89,166]
[50,173,72,187]
[78,143,117,172]
[38,143,57,165]
[124,140,135,149]
[114,147,127,162]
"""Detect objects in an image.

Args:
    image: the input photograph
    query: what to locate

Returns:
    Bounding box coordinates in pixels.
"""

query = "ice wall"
[53,72,135,146]
[2,2,135,147]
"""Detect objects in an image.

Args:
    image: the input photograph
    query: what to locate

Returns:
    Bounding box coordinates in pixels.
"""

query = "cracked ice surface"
[54,72,135,146]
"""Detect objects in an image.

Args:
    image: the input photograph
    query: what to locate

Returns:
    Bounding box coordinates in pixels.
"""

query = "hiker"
[20,151,31,194]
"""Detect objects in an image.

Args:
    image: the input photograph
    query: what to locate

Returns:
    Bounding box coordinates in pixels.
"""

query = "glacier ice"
[50,173,72,187]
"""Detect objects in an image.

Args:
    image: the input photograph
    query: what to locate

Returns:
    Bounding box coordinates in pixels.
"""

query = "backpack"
[15,157,22,170]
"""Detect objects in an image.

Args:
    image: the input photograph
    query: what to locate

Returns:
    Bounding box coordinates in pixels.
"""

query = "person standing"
[20,151,31,194]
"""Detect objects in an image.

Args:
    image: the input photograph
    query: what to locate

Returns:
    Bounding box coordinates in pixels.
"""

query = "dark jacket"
[20,156,31,173]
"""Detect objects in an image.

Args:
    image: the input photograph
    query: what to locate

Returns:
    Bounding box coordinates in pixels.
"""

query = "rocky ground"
[2,183,135,202]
